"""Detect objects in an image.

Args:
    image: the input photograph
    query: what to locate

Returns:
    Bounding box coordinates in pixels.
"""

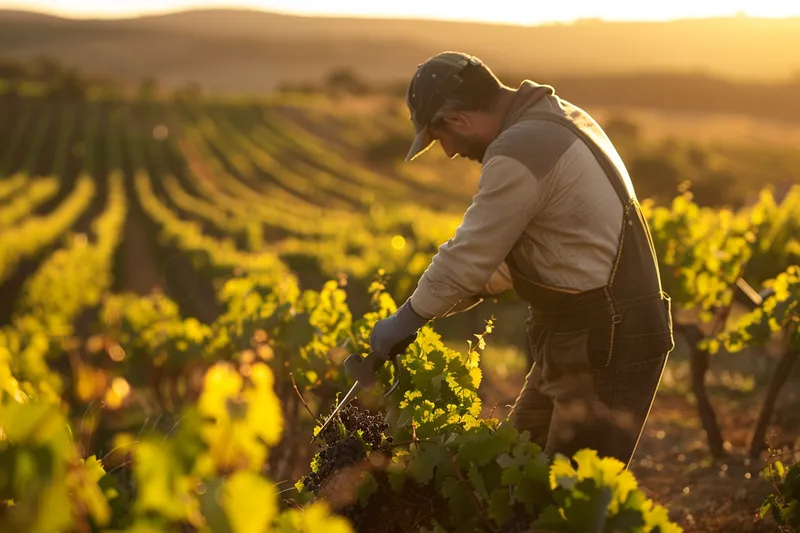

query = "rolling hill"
[1,8,800,94]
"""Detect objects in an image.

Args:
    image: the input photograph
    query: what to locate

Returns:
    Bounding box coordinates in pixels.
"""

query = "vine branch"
[290,372,320,424]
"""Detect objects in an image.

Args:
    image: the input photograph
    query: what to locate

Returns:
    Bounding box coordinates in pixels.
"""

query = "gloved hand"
[369,299,430,360]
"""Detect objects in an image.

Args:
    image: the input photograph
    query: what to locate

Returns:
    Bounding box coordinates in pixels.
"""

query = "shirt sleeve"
[409,154,542,319]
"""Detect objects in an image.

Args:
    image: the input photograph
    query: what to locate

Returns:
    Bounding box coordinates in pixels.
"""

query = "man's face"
[427,113,491,163]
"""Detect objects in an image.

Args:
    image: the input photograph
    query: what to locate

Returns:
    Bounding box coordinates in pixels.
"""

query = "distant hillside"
[524,74,800,125]
[1,8,800,94]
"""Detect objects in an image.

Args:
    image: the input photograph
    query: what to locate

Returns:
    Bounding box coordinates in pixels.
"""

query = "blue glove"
[369,299,430,360]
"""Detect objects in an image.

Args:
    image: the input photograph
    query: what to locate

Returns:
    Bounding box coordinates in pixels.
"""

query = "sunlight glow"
[3,0,800,23]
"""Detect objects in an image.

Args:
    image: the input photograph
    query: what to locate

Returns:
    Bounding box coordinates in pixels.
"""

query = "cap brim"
[405,124,435,162]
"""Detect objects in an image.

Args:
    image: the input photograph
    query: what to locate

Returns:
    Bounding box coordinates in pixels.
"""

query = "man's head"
[405,51,511,163]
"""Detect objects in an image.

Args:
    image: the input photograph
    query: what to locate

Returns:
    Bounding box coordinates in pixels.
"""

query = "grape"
[319,403,393,452]
[302,403,393,497]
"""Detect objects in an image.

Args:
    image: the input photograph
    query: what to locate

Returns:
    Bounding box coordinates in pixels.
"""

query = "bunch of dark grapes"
[319,403,393,451]
[300,403,396,532]
[303,403,394,494]
[302,435,366,494]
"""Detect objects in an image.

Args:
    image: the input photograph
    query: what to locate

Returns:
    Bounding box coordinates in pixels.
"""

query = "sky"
[2,0,800,24]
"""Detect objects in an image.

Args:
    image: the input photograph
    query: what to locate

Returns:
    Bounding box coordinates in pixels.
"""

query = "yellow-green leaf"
[222,471,277,533]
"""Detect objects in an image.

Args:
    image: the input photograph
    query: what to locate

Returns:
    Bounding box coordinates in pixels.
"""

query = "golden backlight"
[4,0,800,22]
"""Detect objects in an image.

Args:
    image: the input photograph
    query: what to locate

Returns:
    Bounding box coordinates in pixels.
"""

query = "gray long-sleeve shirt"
[409,81,633,319]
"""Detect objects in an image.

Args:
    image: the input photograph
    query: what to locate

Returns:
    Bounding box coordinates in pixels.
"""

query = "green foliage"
[0,174,95,283]
[643,185,800,332]
[758,459,800,532]
[1,353,354,532]
[297,287,680,532]
[705,265,800,354]
[384,323,485,439]
[538,449,681,533]
[3,79,800,533]
[0,399,110,532]
[643,189,755,322]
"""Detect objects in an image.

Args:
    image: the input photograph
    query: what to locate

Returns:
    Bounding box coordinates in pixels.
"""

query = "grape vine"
[1,69,798,533]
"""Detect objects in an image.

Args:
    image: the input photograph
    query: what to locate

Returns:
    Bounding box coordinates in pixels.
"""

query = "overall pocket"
[546,329,590,377]
[543,325,615,381]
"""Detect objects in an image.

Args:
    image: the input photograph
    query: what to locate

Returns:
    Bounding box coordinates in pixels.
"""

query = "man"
[367,51,674,469]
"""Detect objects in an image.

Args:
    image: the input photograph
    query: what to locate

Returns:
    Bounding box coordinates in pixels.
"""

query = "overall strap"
[516,105,633,208]
[518,105,665,296]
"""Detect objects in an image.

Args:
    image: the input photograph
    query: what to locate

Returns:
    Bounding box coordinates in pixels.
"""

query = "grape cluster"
[302,403,394,497]
[302,436,366,494]
[319,403,393,450]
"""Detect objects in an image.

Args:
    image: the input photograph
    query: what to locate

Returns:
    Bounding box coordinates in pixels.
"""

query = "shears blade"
[310,335,415,444]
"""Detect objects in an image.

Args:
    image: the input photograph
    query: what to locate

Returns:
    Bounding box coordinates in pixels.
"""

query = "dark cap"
[405,51,483,161]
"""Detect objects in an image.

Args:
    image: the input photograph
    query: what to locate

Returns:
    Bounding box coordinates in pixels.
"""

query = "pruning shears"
[311,333,416,443]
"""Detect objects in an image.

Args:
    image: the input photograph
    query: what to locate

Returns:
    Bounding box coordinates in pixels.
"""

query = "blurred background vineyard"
[1,6,800,533]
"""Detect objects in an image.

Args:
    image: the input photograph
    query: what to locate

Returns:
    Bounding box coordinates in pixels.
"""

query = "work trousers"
[506,293,674,469]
